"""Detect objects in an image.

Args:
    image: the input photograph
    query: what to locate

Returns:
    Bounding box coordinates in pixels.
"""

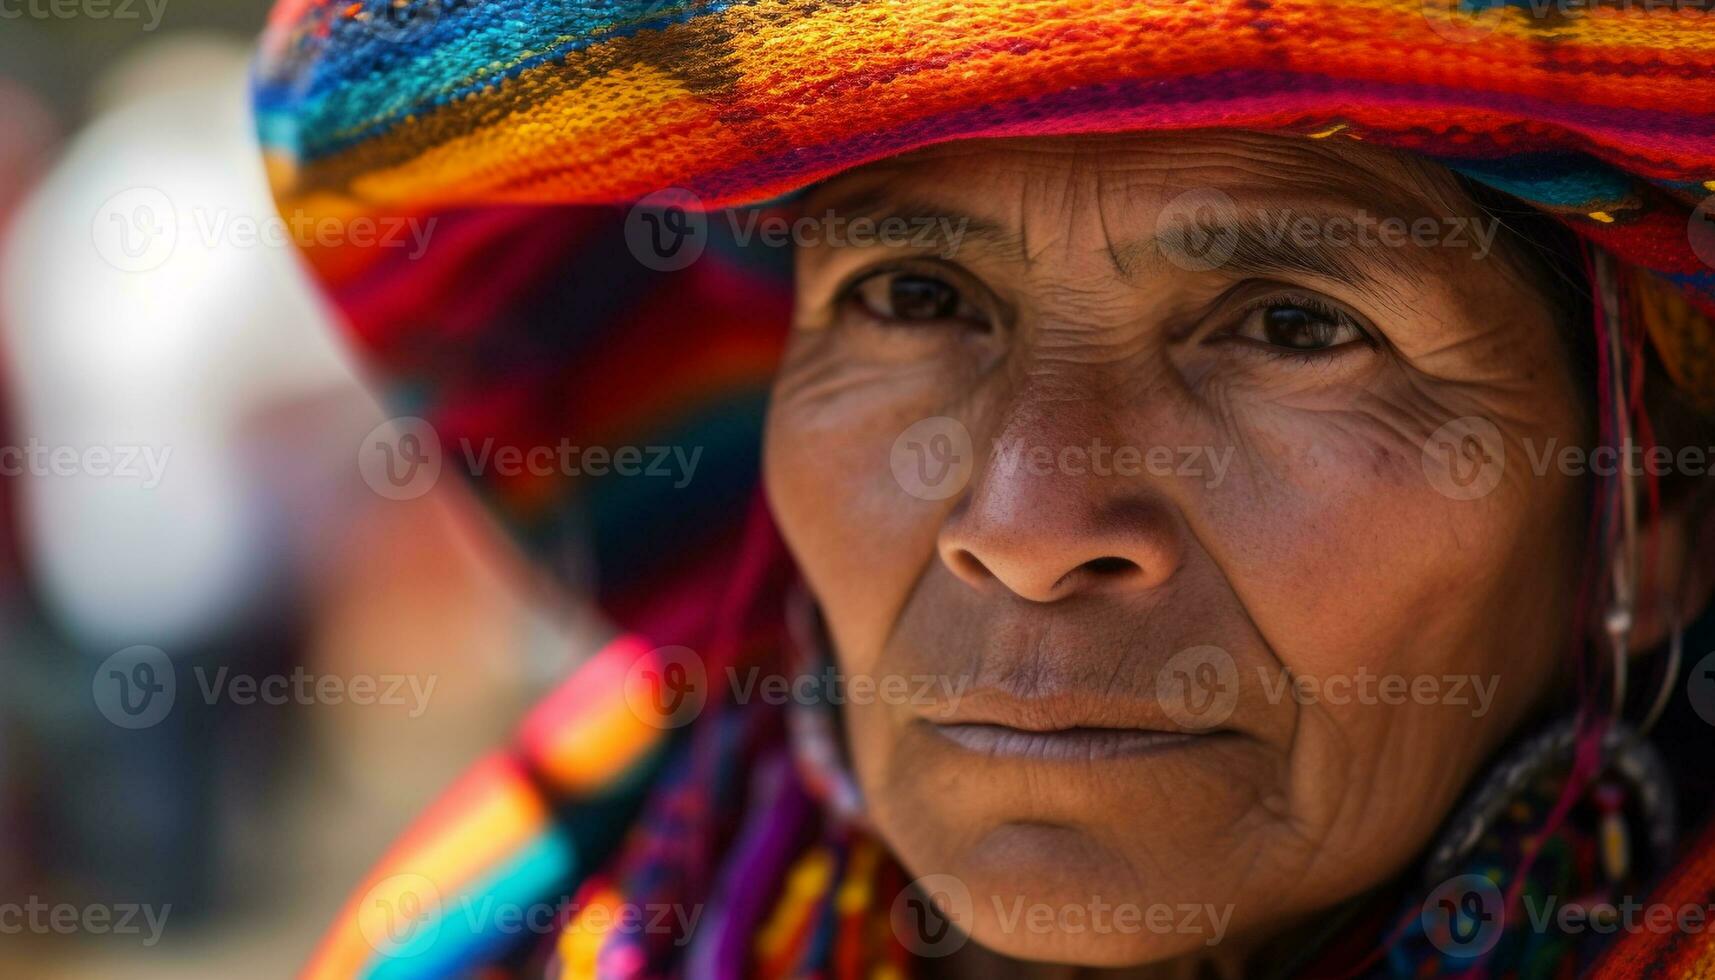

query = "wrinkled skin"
[763,131,1595,977]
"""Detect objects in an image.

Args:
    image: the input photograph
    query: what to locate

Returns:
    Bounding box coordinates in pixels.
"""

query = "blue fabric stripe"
[257,0,743,163]
[361,831,579,979]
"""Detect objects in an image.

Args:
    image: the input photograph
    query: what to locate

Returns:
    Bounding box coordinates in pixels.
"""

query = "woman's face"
[763,131,1586,968]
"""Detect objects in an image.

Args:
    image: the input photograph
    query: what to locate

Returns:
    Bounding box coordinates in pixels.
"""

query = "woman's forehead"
[807,130,1476,226]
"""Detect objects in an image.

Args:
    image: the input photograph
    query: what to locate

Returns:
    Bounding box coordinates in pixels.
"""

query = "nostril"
[1081,556,1140,578]
[948,549,994,585]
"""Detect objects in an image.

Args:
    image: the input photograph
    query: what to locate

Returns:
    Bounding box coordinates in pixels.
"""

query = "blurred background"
[1,7,593,976]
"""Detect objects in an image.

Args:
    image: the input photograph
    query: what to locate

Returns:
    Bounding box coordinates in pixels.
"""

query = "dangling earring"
[1406,250,1682,971]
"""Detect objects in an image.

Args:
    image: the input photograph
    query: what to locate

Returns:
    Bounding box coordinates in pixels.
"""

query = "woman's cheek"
[1199,414,1504,669]
[765,364,958,669]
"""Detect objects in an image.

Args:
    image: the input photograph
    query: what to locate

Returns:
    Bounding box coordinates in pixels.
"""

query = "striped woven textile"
[251,1,1715,977]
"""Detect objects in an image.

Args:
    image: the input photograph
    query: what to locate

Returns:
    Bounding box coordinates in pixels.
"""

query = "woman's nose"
[935,427,1186,603]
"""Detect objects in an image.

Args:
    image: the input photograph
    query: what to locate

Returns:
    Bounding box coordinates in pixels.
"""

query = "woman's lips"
[926,721,1206,760]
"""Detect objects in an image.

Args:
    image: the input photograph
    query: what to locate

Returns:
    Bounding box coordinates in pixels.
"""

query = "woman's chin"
[889,820,1243,968]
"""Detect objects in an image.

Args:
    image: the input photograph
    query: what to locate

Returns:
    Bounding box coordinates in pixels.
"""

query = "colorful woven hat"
[252,2,1715,977]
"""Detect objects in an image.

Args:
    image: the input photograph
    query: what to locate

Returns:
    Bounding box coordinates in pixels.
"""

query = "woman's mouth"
[925,722,1208,760]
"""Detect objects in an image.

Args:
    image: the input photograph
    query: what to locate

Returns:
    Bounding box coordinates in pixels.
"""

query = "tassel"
[1595,782,1630,882]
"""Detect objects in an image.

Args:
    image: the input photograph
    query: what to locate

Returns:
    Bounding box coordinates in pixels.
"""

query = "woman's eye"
[1234,301,1370,353]
[849,271,988,329]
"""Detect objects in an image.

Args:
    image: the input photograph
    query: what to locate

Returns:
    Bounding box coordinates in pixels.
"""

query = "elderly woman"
[256,1,1715,977]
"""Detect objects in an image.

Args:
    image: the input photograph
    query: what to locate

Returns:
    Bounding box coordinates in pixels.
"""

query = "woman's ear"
[1626,488,1715,655]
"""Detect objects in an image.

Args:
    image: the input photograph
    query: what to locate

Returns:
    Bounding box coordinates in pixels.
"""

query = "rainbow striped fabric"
[251,1,1715,977]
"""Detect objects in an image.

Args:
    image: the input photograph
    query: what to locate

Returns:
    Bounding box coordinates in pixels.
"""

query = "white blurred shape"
[1,37,358,648]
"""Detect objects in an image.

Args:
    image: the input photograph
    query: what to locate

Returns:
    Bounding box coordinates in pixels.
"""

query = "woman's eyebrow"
[1115,205,1417,307]
[796,187,1026,258]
